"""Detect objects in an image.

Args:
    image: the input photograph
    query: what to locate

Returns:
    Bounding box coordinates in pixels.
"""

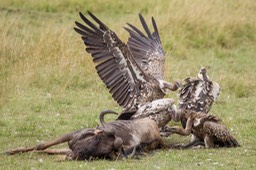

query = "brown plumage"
[178,67,220,130]
[124,14,165,80]
[129,98,177,128]
[170,111,240,148]
[74,11,179,112]
[179,67,220,114]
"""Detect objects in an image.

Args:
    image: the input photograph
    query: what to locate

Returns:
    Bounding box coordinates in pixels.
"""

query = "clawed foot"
[160,125,175,137]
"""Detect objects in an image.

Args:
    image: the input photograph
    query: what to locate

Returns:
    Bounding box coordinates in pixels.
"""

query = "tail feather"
[226,135,240,147]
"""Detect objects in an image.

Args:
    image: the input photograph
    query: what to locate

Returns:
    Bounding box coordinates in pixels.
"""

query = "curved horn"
[99,110,119,127]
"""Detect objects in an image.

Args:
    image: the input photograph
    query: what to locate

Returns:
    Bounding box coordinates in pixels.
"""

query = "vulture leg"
[169,117,193,136]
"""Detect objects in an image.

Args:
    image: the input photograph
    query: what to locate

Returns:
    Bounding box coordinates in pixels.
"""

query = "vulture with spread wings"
[74,11,179,116]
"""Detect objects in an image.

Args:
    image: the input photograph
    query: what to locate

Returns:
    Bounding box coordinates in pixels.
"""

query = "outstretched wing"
[74,11,152,109]
[124,14,165,80]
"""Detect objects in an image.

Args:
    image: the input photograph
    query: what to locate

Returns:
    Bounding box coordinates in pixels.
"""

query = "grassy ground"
[1,0,256,169]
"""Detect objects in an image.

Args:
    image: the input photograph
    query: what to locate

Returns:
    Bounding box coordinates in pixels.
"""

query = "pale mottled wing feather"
[131,98,176,127]
[178,78,202,111]
[178,77,220,113]
[124,14,165,80]
[74,11,150,109]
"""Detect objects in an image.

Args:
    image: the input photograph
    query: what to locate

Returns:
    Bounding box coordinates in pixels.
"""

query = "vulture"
[74,11,179,127]
[129,98,177,128]
[177,67,221,140]
[178,67,220,114]
[169,110,240,148]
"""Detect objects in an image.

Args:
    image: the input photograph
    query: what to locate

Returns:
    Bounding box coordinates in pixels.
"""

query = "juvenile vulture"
[74,11,179,127]
[169,110,240,148]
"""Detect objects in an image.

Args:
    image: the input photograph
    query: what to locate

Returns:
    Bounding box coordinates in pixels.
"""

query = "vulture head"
[197,67,210,82]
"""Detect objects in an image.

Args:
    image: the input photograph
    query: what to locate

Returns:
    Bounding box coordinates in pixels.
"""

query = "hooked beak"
[200,67,206,74]
[198,66,210,81]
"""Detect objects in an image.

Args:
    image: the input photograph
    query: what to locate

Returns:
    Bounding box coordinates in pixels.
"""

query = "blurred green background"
[0,0,255,169]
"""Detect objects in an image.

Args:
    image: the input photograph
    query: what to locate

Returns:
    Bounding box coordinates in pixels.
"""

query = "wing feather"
[107,74,123,88]
[96,58,118,73]
[178,73,220,113]
[125,14,165,80]
[139,13,153,39]
[74,11,152,109]
[112,82,130,100]
[118,84,132,106]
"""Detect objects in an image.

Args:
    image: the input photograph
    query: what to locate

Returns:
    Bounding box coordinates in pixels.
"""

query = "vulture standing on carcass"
[74,11,179,128]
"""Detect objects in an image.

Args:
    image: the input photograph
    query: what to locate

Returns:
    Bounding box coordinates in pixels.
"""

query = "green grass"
[1,0,256,169]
